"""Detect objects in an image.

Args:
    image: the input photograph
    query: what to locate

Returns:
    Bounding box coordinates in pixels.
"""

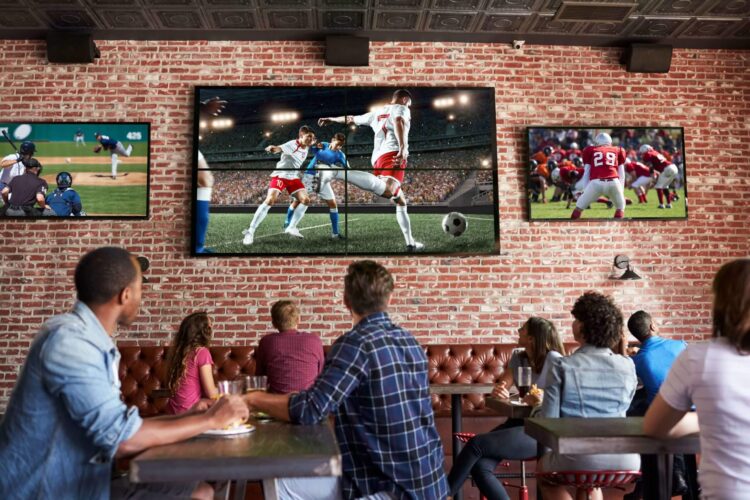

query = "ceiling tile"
[487,0,539,10]
[631,17,685,37]
[681,19,740,38]
[99,9,155,28]
[144,0,198,5]
[44,9,99,28]
[210,9,257,27]
[202,0,255,5]
[261,0,312,6]
[265,9,313,28]
[580,19,634,35]
[319,0,370,6]
[429,0,485,11]
[374,0,427,10]
[0,10,44,28]
[154,9,205,27]
[708,0,750,15]
[425,12,476,30]
[651,0,712,15]
[321,10,366,29]
[476,13,527,31]
[374,10,423,29]
[85,0,139,6]
[31,0,83,6]
[530,14,578,33]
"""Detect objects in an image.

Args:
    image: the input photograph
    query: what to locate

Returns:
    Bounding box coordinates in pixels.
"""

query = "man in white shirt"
[318,89,424,252]
[0,140,35,190]
[242,125,316,245]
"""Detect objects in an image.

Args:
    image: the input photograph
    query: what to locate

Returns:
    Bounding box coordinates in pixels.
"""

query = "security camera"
[512,40,525,50]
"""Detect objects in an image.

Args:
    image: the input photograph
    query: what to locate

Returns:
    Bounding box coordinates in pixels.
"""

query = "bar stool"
[453,432,530,500]
[536,470,641,500]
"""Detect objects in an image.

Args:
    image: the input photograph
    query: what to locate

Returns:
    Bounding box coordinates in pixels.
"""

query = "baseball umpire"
[1,158,54,216]
[46,171,85,217]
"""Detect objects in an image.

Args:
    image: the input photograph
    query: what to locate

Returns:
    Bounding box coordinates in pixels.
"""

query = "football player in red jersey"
[639,144,679,209]
[571,132,627,220]
[625,160,654,203]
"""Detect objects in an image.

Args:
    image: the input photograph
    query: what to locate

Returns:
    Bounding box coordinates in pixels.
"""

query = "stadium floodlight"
[433,97,455,109]
[447,114,455,121]
[271,111,300,123]
[349,124,357,130]
[263,131,272,138]
[481,159,490,167]
[199,120,208,130]
[211,118,234,130]
[458,94,470,105]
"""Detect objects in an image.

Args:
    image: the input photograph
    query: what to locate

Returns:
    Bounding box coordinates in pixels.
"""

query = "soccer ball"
[442,212,467,237]
[65,157,72,164]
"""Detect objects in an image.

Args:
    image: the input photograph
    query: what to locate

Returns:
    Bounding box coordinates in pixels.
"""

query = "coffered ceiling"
[0,0,748,49]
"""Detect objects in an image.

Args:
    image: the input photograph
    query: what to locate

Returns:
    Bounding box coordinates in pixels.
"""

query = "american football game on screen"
[192,86,500,256]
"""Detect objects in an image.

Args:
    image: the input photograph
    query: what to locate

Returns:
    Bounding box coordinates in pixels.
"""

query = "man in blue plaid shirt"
[246,260,448,499]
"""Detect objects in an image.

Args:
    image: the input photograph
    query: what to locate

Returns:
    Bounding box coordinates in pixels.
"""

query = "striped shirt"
[660,338,750,498]
[289,312,447,500]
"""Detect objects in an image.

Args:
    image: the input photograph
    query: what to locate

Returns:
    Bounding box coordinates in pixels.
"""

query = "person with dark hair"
[286,132,349,239]
[317,88,425,252]
[0,247,249,499]
[628,310,687,405]
[166,312,219,414]
[245,260,447,499]
[1,158,54,216]
[0,140,35,190]
[255,300,324,394]
[538,291,639,500]
[448,317,567,499]
[242,125,316,244]
[645,259,750,498]
[46,171,85,216]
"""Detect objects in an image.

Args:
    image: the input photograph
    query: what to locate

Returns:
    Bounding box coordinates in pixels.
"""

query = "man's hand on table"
[206,395,249,429]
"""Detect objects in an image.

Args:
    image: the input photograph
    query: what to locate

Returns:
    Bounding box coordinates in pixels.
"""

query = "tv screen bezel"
[525,125,688,222]
[0,120,151,220]
[191,85,501,257]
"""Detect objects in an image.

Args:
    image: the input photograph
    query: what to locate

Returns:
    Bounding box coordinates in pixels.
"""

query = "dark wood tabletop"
[130,418,342,483]
[525,417,700,455]
[429,383,496,395]
[485,397,533,419]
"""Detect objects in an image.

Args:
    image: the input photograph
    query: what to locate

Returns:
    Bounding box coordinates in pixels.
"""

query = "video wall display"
[527,127,687,221]
[0,122,150,218]
[192,86,499,256]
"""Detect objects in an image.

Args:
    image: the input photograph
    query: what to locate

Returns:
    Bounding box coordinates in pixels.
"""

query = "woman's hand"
[492,381,510,400]
[522,390,543,407]
[190,398,215,413]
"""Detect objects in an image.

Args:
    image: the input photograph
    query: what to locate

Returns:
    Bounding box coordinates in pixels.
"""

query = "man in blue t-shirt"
[285,133,348,240]
[628,310,687,404]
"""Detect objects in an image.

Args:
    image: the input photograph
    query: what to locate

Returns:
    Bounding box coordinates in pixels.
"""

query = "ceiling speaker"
[325,36,369,67]
[46,32,100,64]
[624,44,672,73]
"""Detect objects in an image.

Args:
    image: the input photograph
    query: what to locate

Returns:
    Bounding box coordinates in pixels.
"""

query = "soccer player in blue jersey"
[93,132,133,180]
[285,133,347,240]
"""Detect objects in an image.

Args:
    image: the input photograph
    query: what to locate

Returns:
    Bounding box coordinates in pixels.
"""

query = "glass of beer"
[516,367,532,399]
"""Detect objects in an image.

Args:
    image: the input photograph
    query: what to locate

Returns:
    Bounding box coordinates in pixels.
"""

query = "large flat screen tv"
[192,86,499,256]
[527,127,687,221]
[0,122,150,219]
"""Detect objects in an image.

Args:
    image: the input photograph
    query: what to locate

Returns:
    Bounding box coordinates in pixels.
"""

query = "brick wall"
[0,40,748,409]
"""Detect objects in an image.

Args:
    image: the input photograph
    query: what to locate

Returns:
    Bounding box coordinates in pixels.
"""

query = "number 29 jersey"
[582,145,626,180]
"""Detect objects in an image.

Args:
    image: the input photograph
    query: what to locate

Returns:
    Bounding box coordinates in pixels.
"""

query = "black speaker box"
[624,44,672,73]
[325,36,369,67]
[46,32,100,64]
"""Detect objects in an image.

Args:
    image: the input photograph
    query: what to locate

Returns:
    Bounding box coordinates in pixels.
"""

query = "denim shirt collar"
[575,343,615,355]
[71,301,115,353]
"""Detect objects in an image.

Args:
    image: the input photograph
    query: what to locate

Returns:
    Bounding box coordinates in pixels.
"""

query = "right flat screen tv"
[527,127,687,221]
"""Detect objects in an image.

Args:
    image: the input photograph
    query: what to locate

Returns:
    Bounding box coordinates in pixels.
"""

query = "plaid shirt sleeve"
[288,336,369,424]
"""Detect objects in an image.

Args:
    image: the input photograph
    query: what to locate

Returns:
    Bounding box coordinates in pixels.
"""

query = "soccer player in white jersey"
[242,126,315,245]
[317,89,424,252]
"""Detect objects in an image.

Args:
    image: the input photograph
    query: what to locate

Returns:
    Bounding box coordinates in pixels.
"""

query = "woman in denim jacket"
[538,291,640,500]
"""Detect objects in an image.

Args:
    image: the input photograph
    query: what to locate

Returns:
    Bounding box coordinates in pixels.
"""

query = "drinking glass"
[218,379,243,396]
[516,366,532,398]
[244,375,268,393]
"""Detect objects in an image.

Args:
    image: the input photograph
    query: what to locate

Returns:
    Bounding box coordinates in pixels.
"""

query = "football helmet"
[594,133,612,146]
[639,144,653,154]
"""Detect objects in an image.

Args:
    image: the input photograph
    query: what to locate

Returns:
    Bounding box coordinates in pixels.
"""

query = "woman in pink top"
[166,312,218,414]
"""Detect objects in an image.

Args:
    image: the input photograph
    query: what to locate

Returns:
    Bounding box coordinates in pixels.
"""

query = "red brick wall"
[1,40,748,408]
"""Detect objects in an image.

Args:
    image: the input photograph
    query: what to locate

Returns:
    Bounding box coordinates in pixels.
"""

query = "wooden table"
[485,396,533,419]
[429,383,495,500]
[525,417,700,500]
[130,418,341,500]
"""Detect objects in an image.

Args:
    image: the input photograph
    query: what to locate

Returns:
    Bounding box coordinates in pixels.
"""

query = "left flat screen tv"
[0,122,150,219]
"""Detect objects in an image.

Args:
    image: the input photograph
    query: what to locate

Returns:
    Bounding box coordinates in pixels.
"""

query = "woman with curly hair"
[448,317,566,499]
[645,259,750,498]
[166,312,219,414]
[538,292,639,500]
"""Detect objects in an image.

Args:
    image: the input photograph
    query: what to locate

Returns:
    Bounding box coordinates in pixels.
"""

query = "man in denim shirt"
[0,247,248,499]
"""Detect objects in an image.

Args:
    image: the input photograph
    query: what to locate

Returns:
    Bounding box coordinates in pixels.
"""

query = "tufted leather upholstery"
[119,343,578,417]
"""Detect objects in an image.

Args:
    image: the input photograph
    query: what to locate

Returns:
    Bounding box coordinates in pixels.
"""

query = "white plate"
[201,424,255,437]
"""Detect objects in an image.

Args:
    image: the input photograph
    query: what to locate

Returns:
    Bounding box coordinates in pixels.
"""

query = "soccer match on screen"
[193,86,500,256]
[0,122,149,218]
[527,127,687,221]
